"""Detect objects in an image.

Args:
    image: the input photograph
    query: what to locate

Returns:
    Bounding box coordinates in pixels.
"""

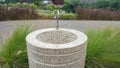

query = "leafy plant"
[0,3,2,7]
[91,0,109,9]
[60,13,77,20]
[38,10,55,20]
[0,25,31,68]
[8,3,38,10]
[62,0,80,13]
[38,10,77,20]
[46,4,56,11]
[91,0,120,10]
[86,27,120,68]
[5,0,42,7]
[108,0,120,10]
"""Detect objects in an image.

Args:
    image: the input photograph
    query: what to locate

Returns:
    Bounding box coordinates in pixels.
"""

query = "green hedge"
[7,3,38,10]
[38,11,77,20]
[60,13,77,20]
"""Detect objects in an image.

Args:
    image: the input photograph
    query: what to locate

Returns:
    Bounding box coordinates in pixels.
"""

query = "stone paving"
[0,20,120,47]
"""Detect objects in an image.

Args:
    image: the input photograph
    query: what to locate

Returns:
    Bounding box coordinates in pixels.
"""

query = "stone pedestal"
[26,28,87,68]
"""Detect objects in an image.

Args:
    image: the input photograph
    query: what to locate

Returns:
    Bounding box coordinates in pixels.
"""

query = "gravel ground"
[0,20,120,47]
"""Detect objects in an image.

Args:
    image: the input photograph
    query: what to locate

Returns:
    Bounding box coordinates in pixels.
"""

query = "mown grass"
[86,27,120,68]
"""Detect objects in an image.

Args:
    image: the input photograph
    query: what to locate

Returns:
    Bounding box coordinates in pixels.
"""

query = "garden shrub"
[38,11,77,20]
[92,0,120,10]
[8,3,38,10]
[38,12,55,20]
[0,7,39,21]
[46,4,56,11]
[62,0,80,13]
[62,0,90,13]
[7,3,14,7]
[91,0,109,9]
[60,13,77,20]
[76,7,120,20]
[0,3,2,7]
[109,0,120,10]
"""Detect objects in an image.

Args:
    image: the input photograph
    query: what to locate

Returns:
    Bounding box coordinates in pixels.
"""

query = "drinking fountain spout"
[56,10,60,29]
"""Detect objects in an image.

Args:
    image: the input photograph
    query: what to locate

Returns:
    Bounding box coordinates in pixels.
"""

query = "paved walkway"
[0,20,120,47]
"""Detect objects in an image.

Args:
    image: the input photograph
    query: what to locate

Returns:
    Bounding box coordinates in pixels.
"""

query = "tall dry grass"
[76,8,120,20]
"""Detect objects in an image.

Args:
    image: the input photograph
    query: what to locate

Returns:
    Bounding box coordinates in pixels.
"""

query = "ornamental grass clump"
[0,25,31,68]
[86,27,120,68]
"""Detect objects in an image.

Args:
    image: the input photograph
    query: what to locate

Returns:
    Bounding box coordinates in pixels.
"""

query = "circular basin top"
[26,28,87,49]
[37,30,77,44]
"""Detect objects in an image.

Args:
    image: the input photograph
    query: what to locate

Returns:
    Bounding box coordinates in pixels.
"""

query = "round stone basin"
[37,30,77,44]
[26,28,87,68]
[26,28,87,49]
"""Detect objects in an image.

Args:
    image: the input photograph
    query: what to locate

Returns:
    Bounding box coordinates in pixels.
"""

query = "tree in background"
[108,0,120,10]
[62,0,80,13]
[62,0,89,13]
[91,0,120,10]
[47,4,56,11]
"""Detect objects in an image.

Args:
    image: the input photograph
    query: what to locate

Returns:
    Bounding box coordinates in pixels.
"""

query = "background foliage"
[91,0,120,10]
[4,0,43,6]
[7,3,38,9]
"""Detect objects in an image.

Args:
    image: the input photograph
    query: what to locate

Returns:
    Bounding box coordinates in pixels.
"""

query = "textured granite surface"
[26,28,87,68]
